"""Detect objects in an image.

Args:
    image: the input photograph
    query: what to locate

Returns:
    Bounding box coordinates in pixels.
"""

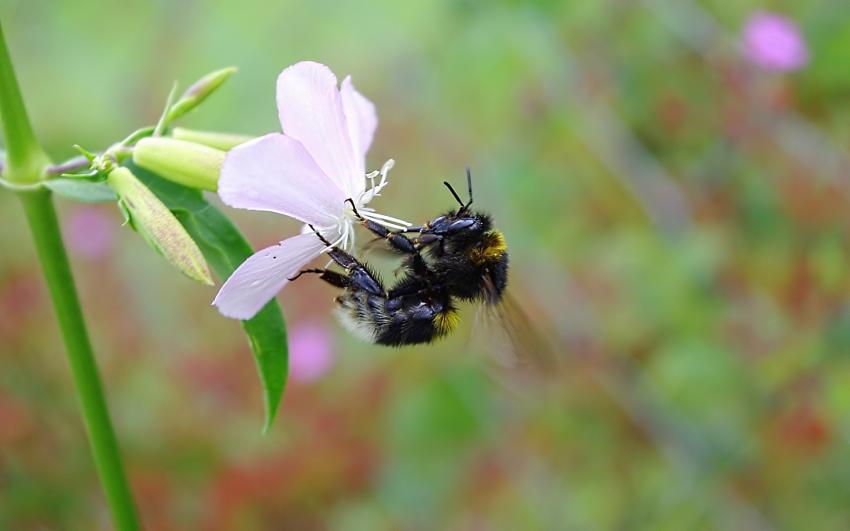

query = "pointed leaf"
[44,178,117,203]
[128,162,288,430]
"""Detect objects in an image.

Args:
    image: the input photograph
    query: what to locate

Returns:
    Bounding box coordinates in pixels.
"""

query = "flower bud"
[133,137,224,191]
[107,166,213,285]
[172,127,252,151]
[166,67,237,122]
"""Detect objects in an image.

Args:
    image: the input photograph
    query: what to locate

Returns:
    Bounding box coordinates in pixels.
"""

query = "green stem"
[19,189,141,531]
[0,22,49,183]
[1,23,139,528]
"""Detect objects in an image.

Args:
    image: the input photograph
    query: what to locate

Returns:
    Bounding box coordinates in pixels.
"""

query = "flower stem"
[1,21,140,530]
[19,189,141,531]
[45,155,90,176]
[0,22,49,184]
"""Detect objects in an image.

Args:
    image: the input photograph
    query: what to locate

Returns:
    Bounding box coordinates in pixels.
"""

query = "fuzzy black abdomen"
[335,291,458,346]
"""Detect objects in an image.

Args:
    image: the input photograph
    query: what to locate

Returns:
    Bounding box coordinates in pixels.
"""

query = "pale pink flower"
[742,11,808,72]
[66,206,115,259]
[288,320,335,383]
[213,61,408,319]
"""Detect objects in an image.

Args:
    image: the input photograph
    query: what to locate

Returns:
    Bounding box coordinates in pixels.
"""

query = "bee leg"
[344,198,364,220]
[360,219,419,255]
[415,233,445,256]
[324,246,358,270]
[288,268,324,281]
[346,263,384,296]
[390,252,425,276]
[408,253,430,276]
[415,233,443,245]
[289,268,349,288]
[321,248,384,296]
[307,223,384,295]
[306,223,365,269]
[306,225,330,244]
[357,217,434,278]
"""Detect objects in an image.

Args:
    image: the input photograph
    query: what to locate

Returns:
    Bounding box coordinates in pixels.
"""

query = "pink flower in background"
[66,206,115,259]
[288,321,335,383]
[742,11,809,72]
[213,61,409,320]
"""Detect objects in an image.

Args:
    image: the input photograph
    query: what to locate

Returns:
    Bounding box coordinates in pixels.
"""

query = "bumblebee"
[291,169,509,346]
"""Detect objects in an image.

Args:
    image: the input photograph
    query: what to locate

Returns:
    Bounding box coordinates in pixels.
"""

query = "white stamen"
[338,224,347,248]
[321,231,346,254]
[360,210,412,227]
[366,169,379,195]
[378,159,394,189]
[360,213,409,231]
[312,157,411,262]
[358,158,396,204]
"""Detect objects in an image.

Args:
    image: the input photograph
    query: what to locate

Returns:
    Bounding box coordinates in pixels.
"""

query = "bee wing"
[472,278,561,394]
[359,236,397,257]
[358,238,420,279]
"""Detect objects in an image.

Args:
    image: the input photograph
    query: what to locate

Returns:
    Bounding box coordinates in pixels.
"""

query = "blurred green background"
[3,0,850,529]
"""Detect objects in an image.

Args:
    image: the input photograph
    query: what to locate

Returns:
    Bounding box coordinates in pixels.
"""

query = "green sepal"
[166,67,237,123]
[117,197,132,225]
[133,137,224,191]
[172,128,252,151]
[72,144,97,162]
[107,167,213,286]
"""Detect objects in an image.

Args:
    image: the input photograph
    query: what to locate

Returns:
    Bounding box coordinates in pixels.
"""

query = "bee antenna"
[464,166,474,209]
[443,181,465,208]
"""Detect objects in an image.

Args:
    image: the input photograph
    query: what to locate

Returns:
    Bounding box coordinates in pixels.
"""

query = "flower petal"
[213,233,326,320]
[218,133,345,225]
[340,76,377,161]
[277,61,364,199]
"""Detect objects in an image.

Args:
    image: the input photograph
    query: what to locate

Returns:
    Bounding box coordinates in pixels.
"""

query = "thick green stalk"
[0,22,49,183]
[19,190,141,531]
[1,21,141,530]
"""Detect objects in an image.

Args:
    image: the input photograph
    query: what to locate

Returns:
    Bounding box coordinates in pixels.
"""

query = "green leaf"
[43,178,117,203]
[128,162,288,431]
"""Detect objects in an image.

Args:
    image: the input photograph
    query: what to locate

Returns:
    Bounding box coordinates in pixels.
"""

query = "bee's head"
[428,169,495,249]
[439,169,509,303]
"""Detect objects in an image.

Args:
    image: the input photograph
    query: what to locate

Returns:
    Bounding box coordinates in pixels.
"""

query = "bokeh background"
[2,0,850,529]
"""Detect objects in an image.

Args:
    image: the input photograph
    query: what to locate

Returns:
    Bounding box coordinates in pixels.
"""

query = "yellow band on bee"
[468,230,507,265]
[434,308,460,335]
